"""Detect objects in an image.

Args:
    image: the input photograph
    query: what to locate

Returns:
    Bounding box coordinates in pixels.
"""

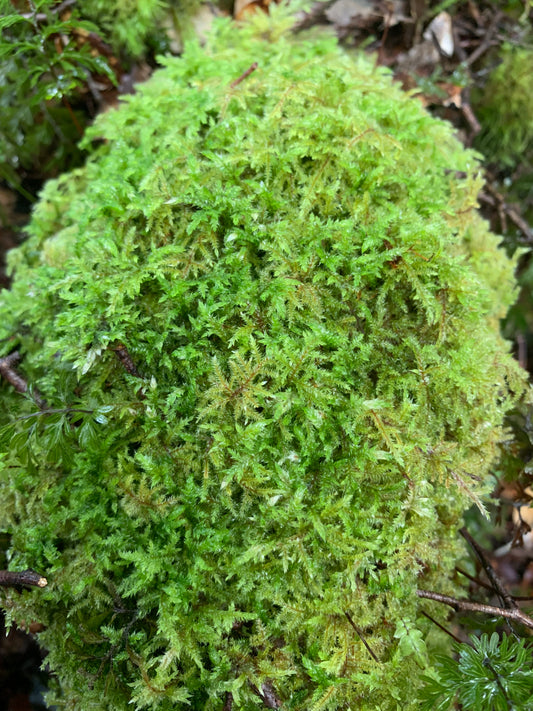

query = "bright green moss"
[0,9,526,710]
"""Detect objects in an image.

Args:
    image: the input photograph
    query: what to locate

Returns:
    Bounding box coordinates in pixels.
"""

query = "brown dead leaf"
[234,0,277,20]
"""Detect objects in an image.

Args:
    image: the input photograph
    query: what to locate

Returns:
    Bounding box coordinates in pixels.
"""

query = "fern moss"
[0,10,526,710]
[473,44,533,167]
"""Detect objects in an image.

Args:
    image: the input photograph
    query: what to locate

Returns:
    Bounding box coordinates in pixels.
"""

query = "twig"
[419,609,465,645]
[0,352,27,394]
[344,610,380,663]
[0,351,47,408]
[112,342,142,378]
[416,590,533,630]
[21,0,77,21]
[223,692,233,711]
[479,189,533,244]
[460,101,481,137]
[466,11,502,66]
[291,0,337,33]
[456,565,494,592]
[0,569,47,588]
[230,62,258,89]
[460,527,517,610]
[250,680,282,709]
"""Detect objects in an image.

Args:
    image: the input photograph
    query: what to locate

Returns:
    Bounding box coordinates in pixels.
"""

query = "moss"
[0,9,526,710]
[473,44,533,167]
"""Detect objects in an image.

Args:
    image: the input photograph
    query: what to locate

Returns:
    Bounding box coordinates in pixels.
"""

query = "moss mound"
[0,11,525,710]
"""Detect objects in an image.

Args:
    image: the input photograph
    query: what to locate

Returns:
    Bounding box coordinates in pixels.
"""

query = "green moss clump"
[473,44,533,167]
[0,10,526,710]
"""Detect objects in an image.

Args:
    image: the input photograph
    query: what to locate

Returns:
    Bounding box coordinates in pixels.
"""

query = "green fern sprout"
[421,632,533,711]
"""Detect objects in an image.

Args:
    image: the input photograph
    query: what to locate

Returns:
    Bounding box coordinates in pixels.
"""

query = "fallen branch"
[112,342,142,378]
[0,569,48,588]
[416,590,533,630]
[0,352,28,394]
[479,188,533,244]
[0,351,46,408]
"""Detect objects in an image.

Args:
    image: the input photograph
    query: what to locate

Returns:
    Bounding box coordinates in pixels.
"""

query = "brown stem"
[250,680,282,709]
[344,610,380,663]
[416,590,533,630]
[112,342,142,378]
[460,527,517,610]
[230,62,258,89]
[0,570,47,588]
[0,352,28,394]
[419,609,465,645]
[466,11,502,66]
[223,692,233,711]
[0,351,47,408]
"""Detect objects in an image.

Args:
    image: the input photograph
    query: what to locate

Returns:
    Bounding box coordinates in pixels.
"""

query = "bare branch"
[416,590,533,630]
[0,569,48,588]
[0,351,28,394]
[460,526,517,610]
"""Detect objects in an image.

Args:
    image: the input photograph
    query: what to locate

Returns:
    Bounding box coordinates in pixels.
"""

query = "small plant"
[0,7,527,710]
[421,632,533,711]
[0,0,115,197]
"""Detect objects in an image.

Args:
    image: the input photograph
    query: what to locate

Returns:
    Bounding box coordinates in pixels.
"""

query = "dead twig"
[479,188,533,244]
[250,680,282,709]
[416,589,533,630]
[0,352,27,394]
[112,342,142,378]
[466,11,502,66]
[0,351,46,408]
[223,692,233,711]
[0,569,47,588]
[460,526,517,611]
[230,62,258,89]
[344,610,380,663]
[419,608,464,645]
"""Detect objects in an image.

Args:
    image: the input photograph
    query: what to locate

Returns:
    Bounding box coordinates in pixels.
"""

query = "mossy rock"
[0,10,525,710]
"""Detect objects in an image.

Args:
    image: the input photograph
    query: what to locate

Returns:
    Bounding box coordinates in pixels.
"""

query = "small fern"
[421,633,533,711]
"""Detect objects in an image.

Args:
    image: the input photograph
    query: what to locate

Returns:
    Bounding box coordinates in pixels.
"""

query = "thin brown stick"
[460,527,516,610]
[455,565,494,592]
[0,570,47,588]
[416,590,533,630]
[419,609,464,645]
[230,62,258,89]
[344,610,380,663]
[223,692,233,711]
[479,189,533,244]
[466,11,502,66]
[112,342,142,378]
[0,351,47,408]
[0,352,28,394]
[21,0,77,21]
[250,681,282,709]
